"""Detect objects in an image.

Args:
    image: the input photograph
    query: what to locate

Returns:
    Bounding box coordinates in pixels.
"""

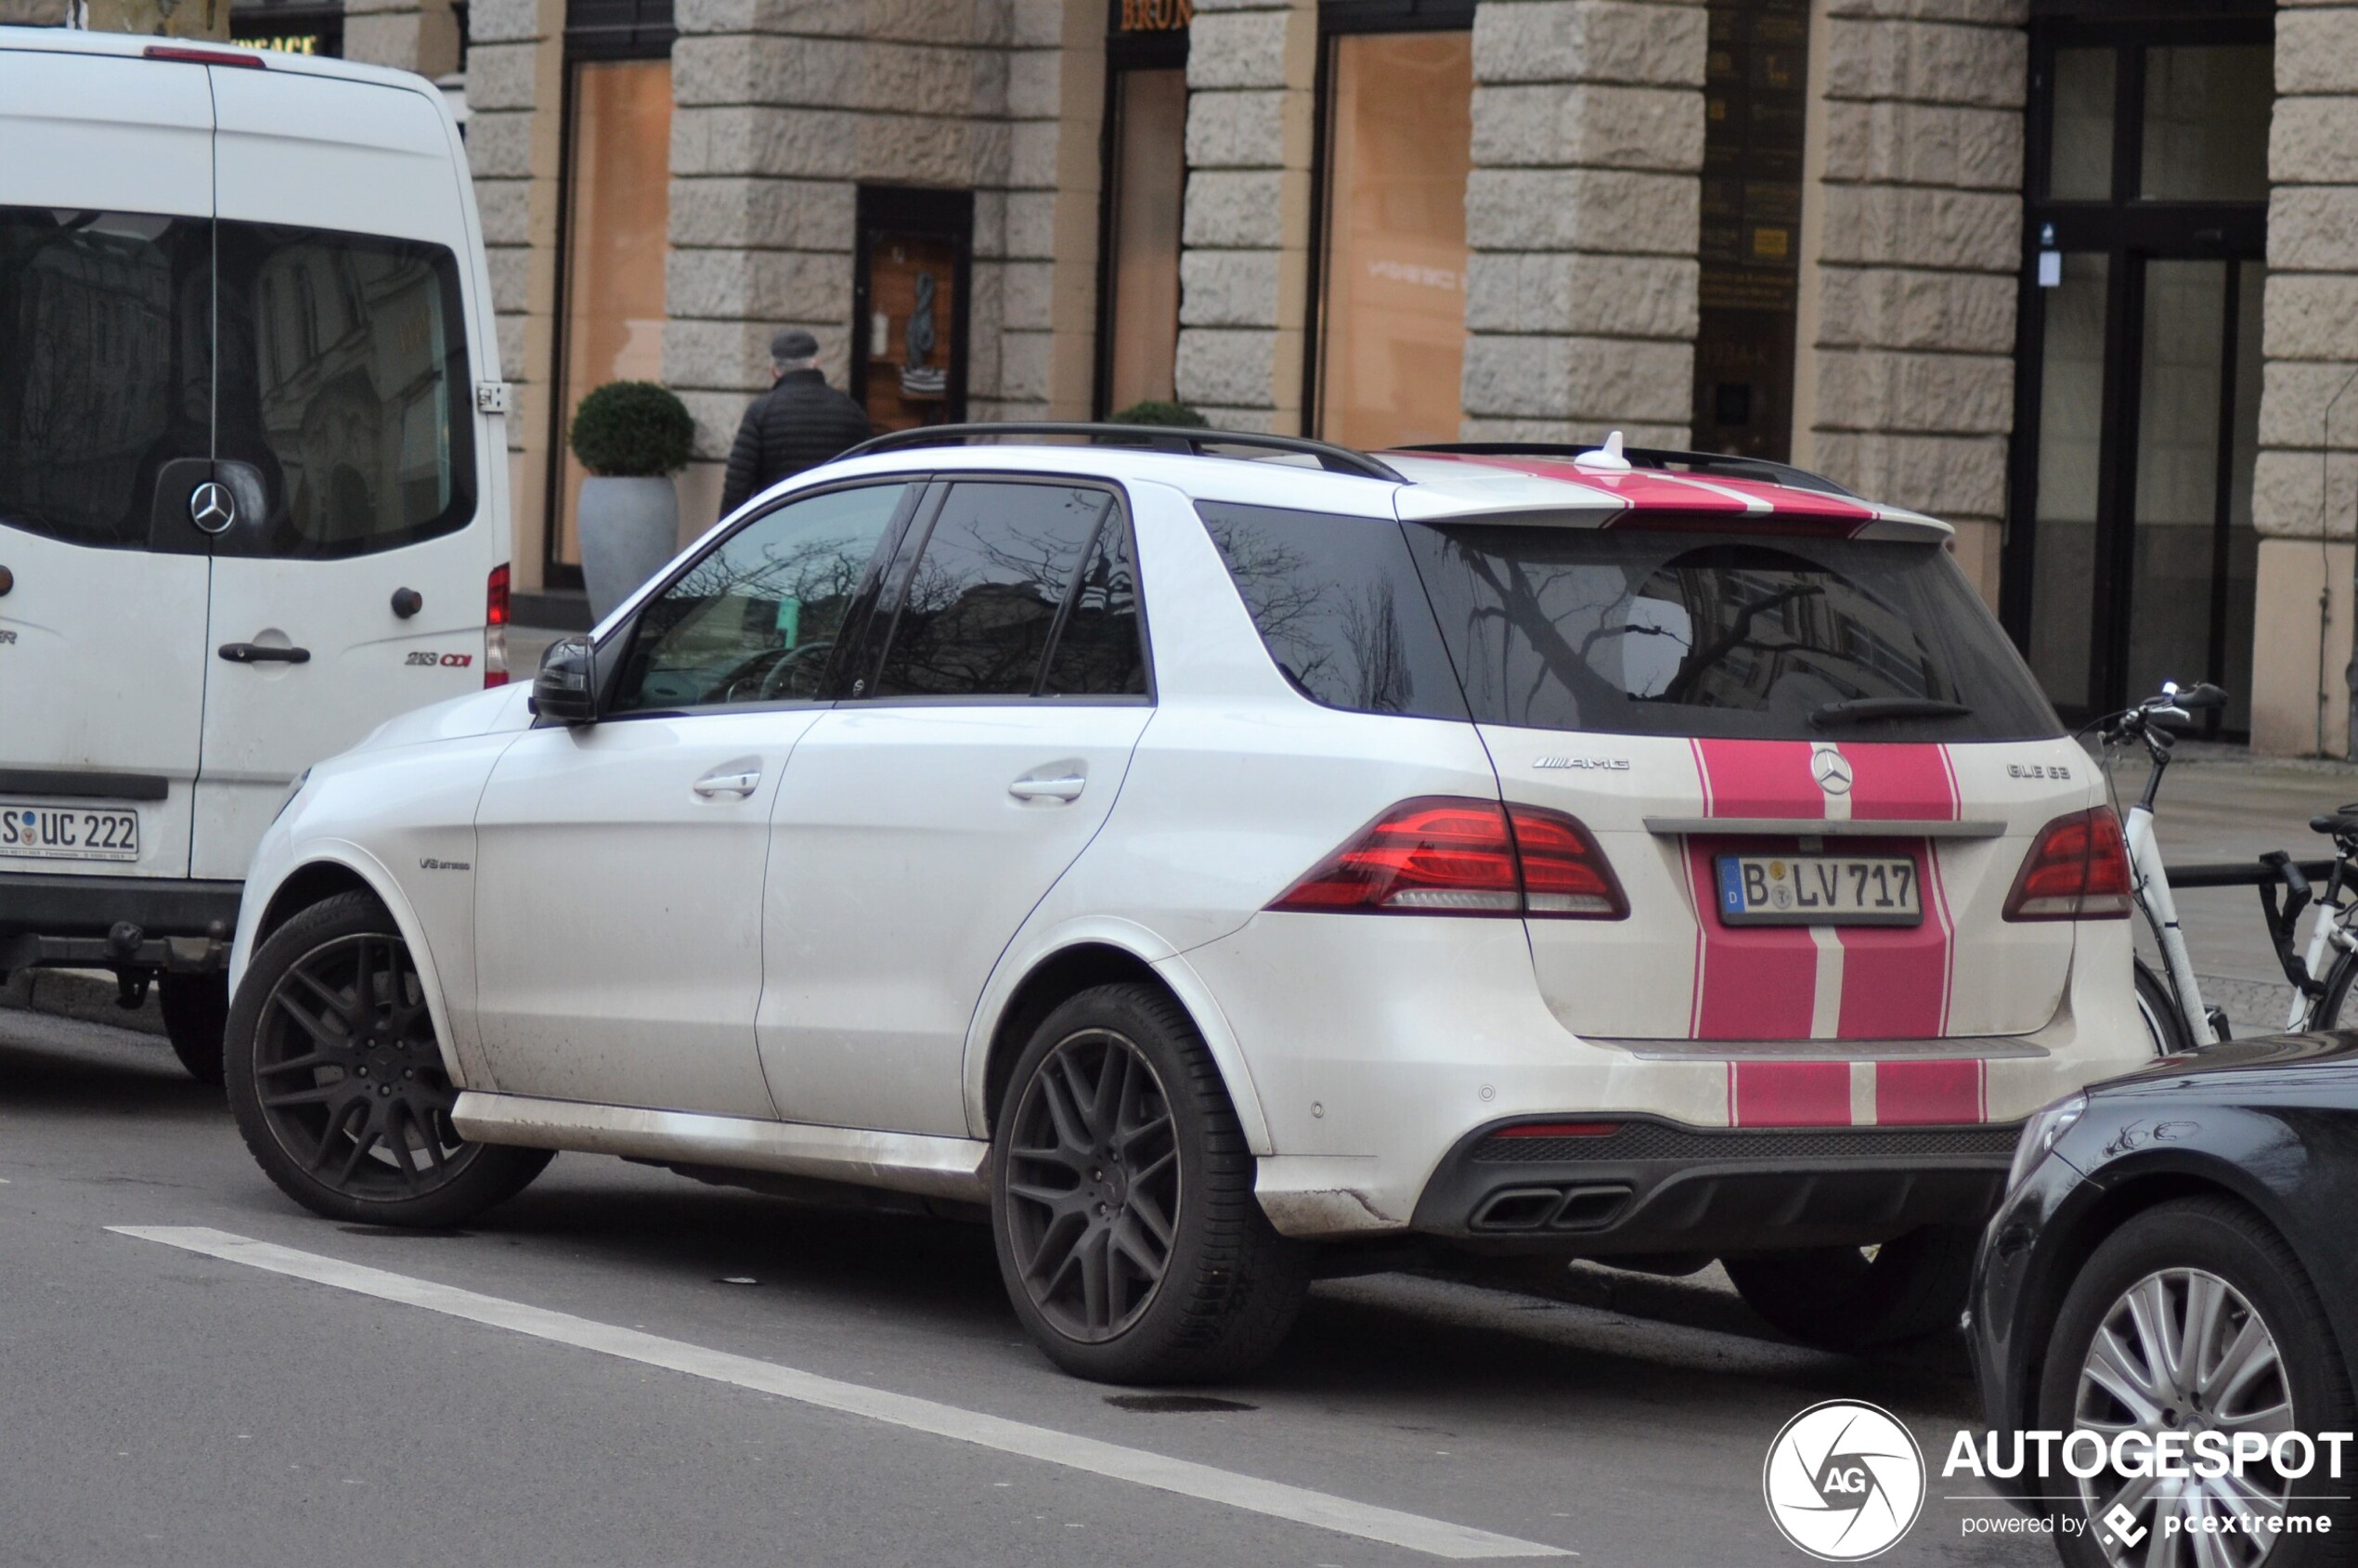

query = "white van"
[0,29,510,1081]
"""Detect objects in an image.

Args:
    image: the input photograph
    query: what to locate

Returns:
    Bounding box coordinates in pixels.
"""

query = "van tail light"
[484,563,511,688]
[2004,807,2132,920]
[144,45,266,68]
[1268,797,1626,919]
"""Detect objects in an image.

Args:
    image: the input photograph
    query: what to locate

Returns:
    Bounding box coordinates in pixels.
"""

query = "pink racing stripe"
[1730,1061,1851,1127]
[1692,739,1823,819]
[1684,837,1817,1040]
[1833,746,1957,1039]
[1873,1059,1986,1124]
[1840,743,1960,821]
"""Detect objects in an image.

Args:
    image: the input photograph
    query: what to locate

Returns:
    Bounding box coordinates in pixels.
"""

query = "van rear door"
[0,47,215,882]
[191,67,500,879]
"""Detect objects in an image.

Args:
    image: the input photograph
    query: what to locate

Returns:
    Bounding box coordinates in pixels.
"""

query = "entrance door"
[2006,22,2273,731]
[0,50,217,882]
[192,68,498,879]
[851,188,971,434]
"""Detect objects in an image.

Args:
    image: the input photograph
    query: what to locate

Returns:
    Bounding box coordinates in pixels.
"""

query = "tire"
[159,972,227,1085]
[2311,951,2358,1031]
[2135,958,2192,1057]
[990,981,1310,1384]
[225,891,551,1227]
[1724,1225,1979,1352]
[2035,1198,2356,1567]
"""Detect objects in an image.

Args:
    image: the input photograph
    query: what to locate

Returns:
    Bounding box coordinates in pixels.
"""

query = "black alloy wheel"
[1002,1027,1182,1342]
[226,891,550,1226]
[990,982,1309,1384]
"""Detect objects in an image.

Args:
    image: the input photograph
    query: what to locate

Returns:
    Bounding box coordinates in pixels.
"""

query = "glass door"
[2006,19,2272,732]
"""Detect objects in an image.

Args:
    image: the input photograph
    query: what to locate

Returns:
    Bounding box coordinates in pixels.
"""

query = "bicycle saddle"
[2310,803,2358,835]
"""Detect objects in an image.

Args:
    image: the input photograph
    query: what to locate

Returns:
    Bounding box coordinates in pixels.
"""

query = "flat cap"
[771,328,820,361]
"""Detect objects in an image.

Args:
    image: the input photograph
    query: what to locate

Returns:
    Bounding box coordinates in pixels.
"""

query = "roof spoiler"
[1392,442,1860,499]
[841,421,1406,482]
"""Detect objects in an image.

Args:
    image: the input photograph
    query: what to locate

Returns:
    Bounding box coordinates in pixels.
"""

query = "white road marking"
[111,1226,1569,1561]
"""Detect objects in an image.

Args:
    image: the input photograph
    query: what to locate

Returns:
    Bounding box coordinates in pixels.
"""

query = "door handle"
[1008,772,1086,803]
[692,767,761,799]
[217,642,311,665]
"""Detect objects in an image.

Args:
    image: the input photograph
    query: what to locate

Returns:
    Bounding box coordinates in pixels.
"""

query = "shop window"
[551,55,673,578]
[1097,0,1190,416]
[853,188,972,433]
[1100,69,1188,414]
[1691,0,1810,462]
[1312,30,1472,451]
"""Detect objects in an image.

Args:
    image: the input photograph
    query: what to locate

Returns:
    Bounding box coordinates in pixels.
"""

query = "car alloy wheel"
[1001,1027,1181,1343]
[2072,1267,2293,1565]
[252,931,476,1199]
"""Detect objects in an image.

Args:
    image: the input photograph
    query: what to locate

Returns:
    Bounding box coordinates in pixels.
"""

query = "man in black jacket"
[718,329,874,517]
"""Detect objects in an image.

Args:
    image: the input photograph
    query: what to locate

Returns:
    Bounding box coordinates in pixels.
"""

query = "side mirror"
[532,636,598,724]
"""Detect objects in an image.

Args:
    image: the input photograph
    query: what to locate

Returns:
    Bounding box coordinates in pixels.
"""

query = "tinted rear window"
[1198,501,1466,720]
[1404,525,2062,741]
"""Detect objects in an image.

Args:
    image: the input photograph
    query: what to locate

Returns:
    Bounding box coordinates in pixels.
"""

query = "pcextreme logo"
[1763,1400,1925,1561]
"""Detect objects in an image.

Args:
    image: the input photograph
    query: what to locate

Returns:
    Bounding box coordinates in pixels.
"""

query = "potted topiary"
[569,380,696,618]
[1109,399,1209,429]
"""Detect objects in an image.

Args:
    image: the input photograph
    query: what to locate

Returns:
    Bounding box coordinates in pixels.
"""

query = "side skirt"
[450,1092,991,1202]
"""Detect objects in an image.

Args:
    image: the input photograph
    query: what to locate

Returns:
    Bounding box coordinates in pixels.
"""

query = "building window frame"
[1093,0,1191,418]
[1302,0,1476,447]
[2003,6,2272,733]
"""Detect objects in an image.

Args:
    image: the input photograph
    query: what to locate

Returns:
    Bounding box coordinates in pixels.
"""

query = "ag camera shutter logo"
[1763,1400,1925,1561]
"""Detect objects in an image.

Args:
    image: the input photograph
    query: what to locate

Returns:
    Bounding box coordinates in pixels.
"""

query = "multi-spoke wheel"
[1002,1028,1181,1342]
[2038,1199,2356,1567]
[225,891,550,1226]
[990,982,1308,1384]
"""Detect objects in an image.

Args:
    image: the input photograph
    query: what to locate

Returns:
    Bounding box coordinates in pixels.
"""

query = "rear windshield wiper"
[1809,696,1975,728]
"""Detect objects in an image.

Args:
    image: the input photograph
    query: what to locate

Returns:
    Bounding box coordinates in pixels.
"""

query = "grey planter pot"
[578,474,680,622]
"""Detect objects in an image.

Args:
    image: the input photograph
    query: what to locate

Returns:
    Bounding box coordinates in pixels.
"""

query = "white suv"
[0,32,510,1082]
[222,426,2148,1382]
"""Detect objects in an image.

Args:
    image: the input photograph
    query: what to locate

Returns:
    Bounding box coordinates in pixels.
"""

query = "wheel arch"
[965,925,1272,1156]
[2014,1157,2326,1432]
[235,846,472,1090]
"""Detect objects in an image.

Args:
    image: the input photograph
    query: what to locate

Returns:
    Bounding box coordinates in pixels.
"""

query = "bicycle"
[2097,680,2358,1053]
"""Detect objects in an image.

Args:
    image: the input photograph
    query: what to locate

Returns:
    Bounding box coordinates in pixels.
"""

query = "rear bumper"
[1408,1116,2020,1255]
[0,872,241,973]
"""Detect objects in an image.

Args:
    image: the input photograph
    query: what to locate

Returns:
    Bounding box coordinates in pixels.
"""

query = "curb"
[0,967,166,1036]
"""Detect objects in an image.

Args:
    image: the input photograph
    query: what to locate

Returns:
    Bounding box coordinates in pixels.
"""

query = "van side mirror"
[532,637,598,724]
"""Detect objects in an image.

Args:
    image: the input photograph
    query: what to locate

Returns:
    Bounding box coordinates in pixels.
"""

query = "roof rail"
[1393,442,1859,499]
[839,421,1406,482]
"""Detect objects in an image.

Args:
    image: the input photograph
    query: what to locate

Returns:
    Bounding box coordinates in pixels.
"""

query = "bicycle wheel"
[2310,950,2358,1031]
[2134,957,2191,1056]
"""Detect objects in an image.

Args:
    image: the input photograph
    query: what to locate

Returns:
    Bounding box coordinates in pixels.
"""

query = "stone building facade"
[216,0,2358,755]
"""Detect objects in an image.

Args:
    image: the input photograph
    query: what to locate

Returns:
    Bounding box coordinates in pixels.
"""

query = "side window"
[870,482,1115,699]
[0,207,211,550]
[1198,501,1467,719]
[609,483,912,715]
[1041,514,1147,697]
[214,222,475,559]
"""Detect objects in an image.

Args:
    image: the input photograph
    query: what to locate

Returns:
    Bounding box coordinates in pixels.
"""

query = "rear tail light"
[2004,807,2131,920]
[1268,797,1626,919]
[484,563,511,688]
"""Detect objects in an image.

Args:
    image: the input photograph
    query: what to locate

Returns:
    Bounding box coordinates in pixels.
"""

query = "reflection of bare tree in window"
[878,491,1109,697]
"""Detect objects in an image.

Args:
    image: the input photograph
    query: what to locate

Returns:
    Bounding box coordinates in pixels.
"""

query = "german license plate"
[1715,853,1921,927]
[0,803,140,862]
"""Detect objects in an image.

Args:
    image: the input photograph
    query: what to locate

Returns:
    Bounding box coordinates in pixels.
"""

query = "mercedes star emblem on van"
[188,481,236,535]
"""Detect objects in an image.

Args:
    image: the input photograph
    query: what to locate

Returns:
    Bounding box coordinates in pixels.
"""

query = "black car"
[1973,1033,2358,1564]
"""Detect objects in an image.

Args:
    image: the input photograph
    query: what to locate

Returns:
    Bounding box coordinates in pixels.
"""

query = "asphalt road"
[0,1007,2053,1568]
